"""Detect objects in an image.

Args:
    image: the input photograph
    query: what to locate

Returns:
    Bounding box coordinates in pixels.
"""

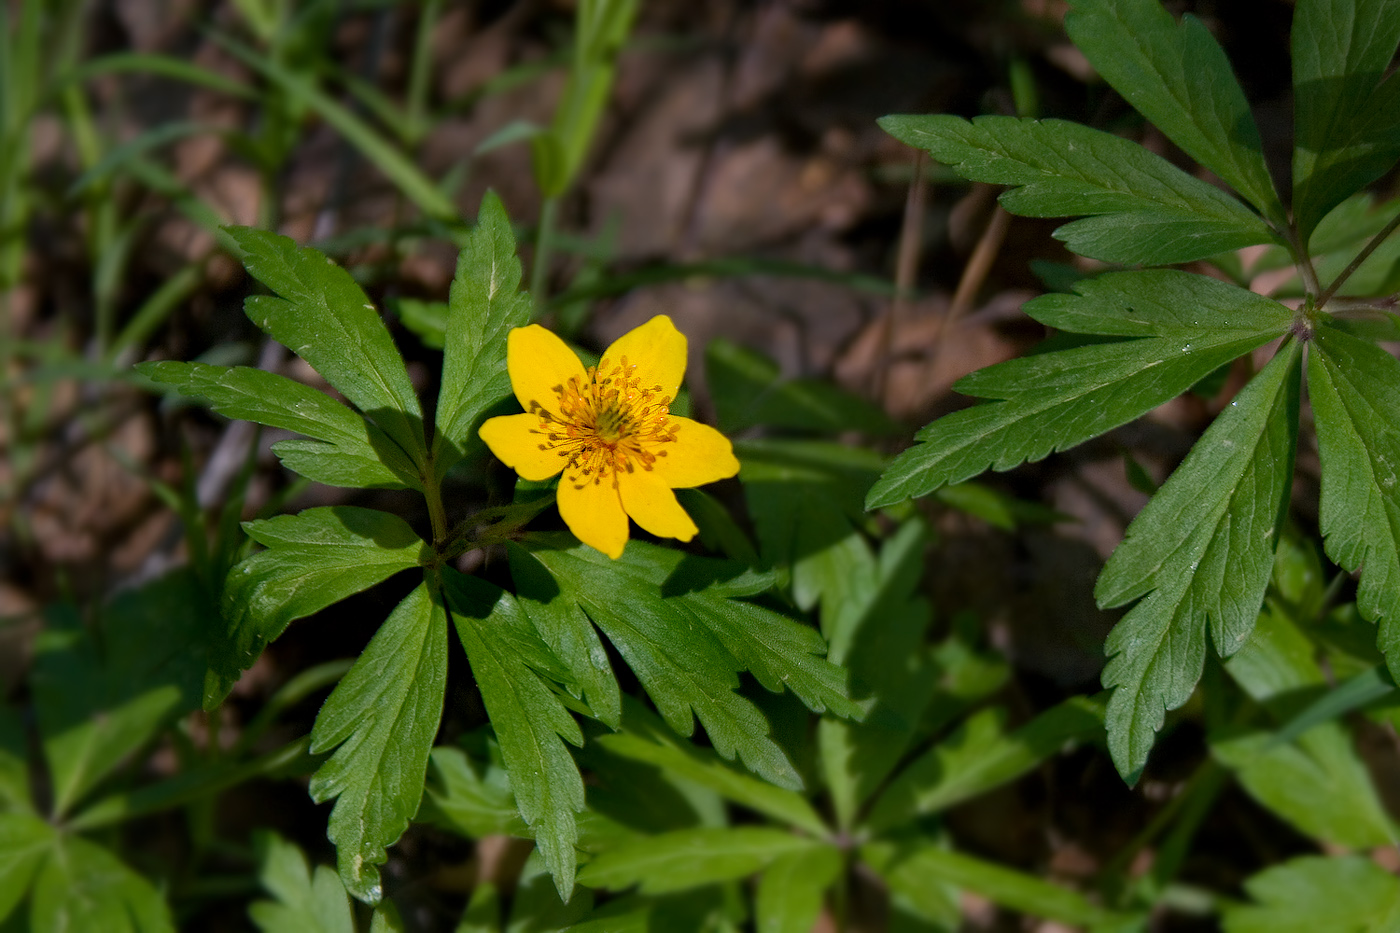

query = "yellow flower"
[479,315,740,558]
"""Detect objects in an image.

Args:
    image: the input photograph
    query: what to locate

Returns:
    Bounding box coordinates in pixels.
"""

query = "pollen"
[526,354,679,490]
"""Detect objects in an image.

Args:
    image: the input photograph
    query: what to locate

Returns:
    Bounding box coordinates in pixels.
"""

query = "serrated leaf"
[880,114,1277,264]
[506,849,594,932]
[225,226,426,468]
[433,192,533,480]
[1222,855,1400,933]
[1097,341,1302,781]
[530,542,837,789]
[34,569,209,817]
[0,812,52,923]
[249,831,356,933]
[755,846,842,933]
[594,699,827,836]
[577,827,820,895]
[420,745,530,839]
[867,333,1277,508]
[509,545,621,728]
[1291,0,1400,242]
[309,582,447,904]
[137,361,419,489]
[1064,0,1284,225]
[1023,269,1293,338]
[445,570,585,899]
[1308,323,1400,678]
[30,835,173,933]
[865,698,1104,833]
[213,507,428,707]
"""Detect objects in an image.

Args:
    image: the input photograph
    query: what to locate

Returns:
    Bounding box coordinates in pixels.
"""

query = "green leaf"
[529,543,832,789]
[30,835,173,933]
[392,298,447,350]
[817,522,939,829]
[433,192,534,480]
[1222,855,1400,933]
[869,270,1291,508]
[308,582,448,904]
[225,226,426,469]
[879,114,1277,264]
[249,831,356,933]
[420,745,530,840]
[34,569,209,817]
[755,846,842,933]
[0,708,29,812]
[509,545,621,728]
[593,699,827,837]
[1291,0,1400,242]
[1213,723,1396,849]
[865,697,1105,833]
[1064,0,1284,225]
[706,339,898,436]
[506,850,594,932]
[445,571,585,898]
[1219,605,1396,849]
[213,507,427,707]
[138,361,419,489]
[577,827,821,895]
[1023,269,1293,338]
[861,840,1123,930]
[1097,341,1302,781]
[1308,323,1400,678]
[0,812,52,923]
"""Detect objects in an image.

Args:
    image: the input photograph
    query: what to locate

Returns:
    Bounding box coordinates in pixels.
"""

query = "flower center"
[528,354,679,489]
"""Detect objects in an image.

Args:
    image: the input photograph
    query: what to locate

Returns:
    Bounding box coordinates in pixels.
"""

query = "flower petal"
[478,413,567,482]
[599,315,687,399]
[558,472,629,559]
[619,469,698,542]
[648,417,740,488]
[507,324,588,413]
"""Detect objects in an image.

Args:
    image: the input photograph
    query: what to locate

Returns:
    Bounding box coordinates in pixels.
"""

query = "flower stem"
[423,467,449,550]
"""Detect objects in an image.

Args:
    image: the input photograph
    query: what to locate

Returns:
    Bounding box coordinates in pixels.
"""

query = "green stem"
[424,466,449,550]
[1317,208,1400,308]
[530,196,559,313]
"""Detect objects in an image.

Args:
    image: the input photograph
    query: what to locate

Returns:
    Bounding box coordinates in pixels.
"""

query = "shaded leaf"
[1222,855,1400,933]
[309,583,447,904]
[577,827,820,895]
[755,846,842,933]
[1064,0,1284,224]
[1291,0,1400,242]
[34,569,209,817]
[420,745,530,840]
[30,835,173,933]
[862,840,1125,930]
[594,699,827,836]
[880,114,1277,264]
[865,697,1104,833]
[249,831,356,933]
[0,812,53,923]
